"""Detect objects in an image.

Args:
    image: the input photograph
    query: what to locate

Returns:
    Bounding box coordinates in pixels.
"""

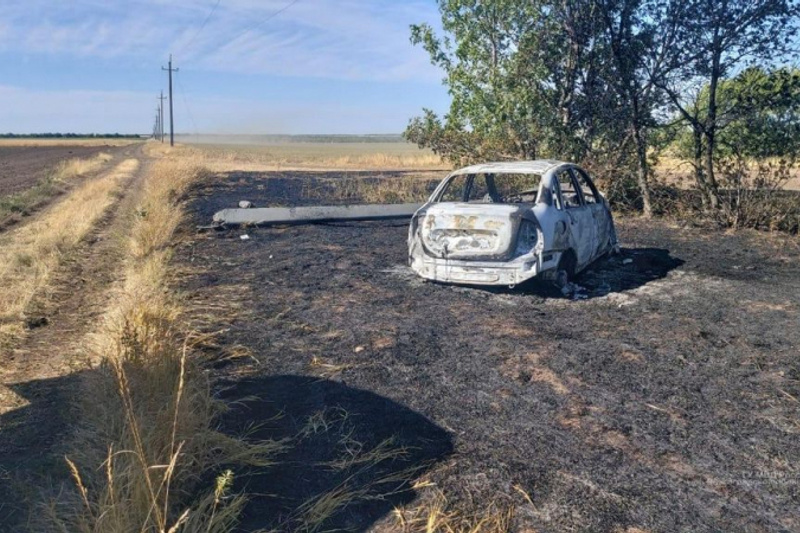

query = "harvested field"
[173,170,800,532]
[0,144,137,231]
[173,140,449,172]
[0,145,121,197]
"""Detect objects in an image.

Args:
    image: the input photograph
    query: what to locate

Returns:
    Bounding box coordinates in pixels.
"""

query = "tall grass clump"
[392,489,514,533]
[302,176,439,204]
[45,159,278,533]
[53,152,114,181]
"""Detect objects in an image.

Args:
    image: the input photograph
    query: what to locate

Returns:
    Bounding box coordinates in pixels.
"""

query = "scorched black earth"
[174,171,800,533]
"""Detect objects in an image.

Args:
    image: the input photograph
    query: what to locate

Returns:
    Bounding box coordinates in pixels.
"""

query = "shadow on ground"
[0,374,80,532]
[426,247,685,300]
[0,373,453,533]
[218,375,454,532]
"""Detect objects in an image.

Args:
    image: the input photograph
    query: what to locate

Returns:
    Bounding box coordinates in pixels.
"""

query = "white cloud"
[0,0,442,82]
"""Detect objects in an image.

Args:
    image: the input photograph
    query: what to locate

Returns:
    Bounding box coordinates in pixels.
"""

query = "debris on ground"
[239,200,253,208]
[560,281,589,300]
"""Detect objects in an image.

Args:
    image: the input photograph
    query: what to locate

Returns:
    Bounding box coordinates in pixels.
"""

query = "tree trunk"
[693,126,710,210]
[704,129,720,210]
[632,122,653,218]
[703,41,722,210]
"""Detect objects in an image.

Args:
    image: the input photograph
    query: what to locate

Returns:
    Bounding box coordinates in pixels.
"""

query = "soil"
[0,144,135,233]
[174,171,800,532]
[0,145,119,197]
[0,146,148,531]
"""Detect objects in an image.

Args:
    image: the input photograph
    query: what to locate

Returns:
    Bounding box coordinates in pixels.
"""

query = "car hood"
[419,203,526,260]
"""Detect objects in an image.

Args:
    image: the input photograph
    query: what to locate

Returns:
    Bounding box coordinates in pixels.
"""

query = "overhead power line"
[176,0,223,56]
[176,74,200,142]
[223,0,301,47]
[158,0,300,141]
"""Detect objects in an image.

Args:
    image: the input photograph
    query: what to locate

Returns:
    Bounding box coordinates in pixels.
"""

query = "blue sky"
[0,0,450,134]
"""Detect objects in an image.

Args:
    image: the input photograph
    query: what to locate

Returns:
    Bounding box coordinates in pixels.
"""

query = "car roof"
[451,160,568,175]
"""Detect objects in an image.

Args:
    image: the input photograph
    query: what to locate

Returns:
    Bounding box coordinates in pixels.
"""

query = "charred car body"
[408,160,618,287]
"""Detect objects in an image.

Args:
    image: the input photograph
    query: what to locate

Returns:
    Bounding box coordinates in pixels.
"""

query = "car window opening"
[438,173,542,204]
[557,170,582,209]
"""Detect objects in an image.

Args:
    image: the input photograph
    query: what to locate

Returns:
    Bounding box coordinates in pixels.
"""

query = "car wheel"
[554,251,576,290]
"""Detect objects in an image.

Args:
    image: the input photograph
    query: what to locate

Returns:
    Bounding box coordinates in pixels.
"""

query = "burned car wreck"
[408,160,618,288]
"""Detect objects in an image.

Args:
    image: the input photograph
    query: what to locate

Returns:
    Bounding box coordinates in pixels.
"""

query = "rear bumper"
[409,249,561,286]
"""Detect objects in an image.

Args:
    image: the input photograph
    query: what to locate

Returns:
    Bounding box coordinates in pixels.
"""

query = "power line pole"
[153,110,160,139]
[157,91,167,143]
[162,55,179,146]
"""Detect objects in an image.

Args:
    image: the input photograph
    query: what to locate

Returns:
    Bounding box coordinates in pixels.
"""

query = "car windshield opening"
[438,173,542,204]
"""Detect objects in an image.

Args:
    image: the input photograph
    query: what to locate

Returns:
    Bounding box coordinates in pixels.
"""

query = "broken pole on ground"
[212,203,422,226]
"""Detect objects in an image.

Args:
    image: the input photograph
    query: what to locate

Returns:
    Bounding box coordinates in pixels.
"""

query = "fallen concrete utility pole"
[213,203,423,226]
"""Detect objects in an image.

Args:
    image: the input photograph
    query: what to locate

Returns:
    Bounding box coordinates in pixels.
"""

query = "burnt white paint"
[408,160,618,287]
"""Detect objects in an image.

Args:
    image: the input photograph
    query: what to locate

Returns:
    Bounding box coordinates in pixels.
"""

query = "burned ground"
[174,171,800,532]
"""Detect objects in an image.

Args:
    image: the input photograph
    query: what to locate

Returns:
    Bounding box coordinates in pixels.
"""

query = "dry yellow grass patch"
[653,155,800,190]
[170,142,449,172]
[392,489,514,533]
[53,151,114,179]
[0,158,138,347]
[310,175,439,204]
[46,157,279,533]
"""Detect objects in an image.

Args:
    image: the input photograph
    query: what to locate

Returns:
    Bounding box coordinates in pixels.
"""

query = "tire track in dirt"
[0,145,151,531]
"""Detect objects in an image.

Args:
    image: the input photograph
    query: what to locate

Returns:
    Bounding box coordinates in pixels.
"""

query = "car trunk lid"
[420,203,521,260]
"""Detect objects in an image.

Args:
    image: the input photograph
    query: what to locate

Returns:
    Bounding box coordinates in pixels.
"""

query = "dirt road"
[175,171,800,532]
[0,146,148,531]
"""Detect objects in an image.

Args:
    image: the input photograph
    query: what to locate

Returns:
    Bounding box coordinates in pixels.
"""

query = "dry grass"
[301,175,439,204]
[44,158,281,533]
[168,142,449,172]
[54,152,114,179]
[391,489,514,533]
[0,158,138,348]
[654,155,800,191]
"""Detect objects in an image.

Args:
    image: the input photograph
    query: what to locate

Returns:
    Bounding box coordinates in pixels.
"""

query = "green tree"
[406,0,671,214]
[405,0,616,165]
[673,67,800,160]
[718,67,800,159]
[653,0,800,210]
[595,0,668,217]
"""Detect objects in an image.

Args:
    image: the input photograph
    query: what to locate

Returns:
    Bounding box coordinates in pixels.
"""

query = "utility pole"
[162,55,179,146]
[153,110,160,139]
[157,91,167,143]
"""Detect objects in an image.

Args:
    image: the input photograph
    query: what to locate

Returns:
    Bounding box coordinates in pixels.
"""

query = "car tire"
[554,251,576,290]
